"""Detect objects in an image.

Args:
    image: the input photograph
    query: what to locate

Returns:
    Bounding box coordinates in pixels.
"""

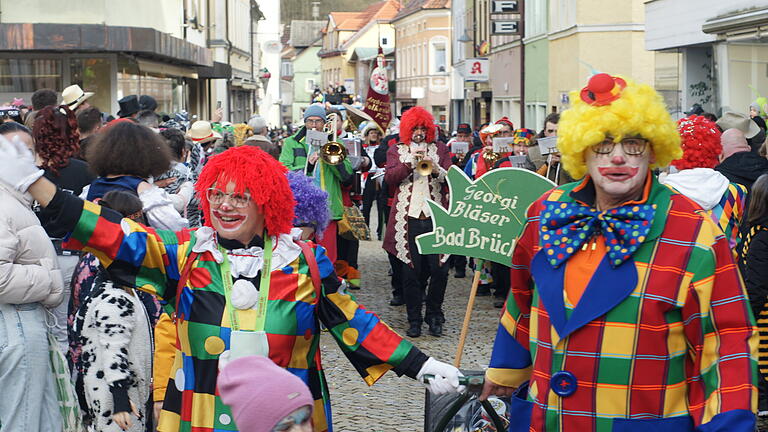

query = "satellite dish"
[262,40,283,54]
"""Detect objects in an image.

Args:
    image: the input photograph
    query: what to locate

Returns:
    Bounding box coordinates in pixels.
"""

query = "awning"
[196,61,232,79]
[138,59,199,79]
[0,23,212,67]
[703,7,768,36]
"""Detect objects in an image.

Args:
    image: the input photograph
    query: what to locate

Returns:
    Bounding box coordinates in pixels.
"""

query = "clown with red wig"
[384,106,453,338]
[661,115,748,249]
[0,143,463,432]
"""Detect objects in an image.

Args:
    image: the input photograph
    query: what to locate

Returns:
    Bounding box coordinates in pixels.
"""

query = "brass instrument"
[320,112,347,165]
[482,147,502,169]
[413,151,433,176]
[342,103,378,135]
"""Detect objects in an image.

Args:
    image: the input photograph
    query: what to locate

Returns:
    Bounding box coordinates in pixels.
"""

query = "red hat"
[580,73,627,106]
[495,116,514,129]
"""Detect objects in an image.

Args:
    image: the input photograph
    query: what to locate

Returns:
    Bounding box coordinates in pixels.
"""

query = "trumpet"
[320,112,347,165]
[482,147,502,170]
[413,151,433,176]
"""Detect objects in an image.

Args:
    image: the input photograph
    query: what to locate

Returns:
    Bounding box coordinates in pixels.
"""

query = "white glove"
[416,357,465,395]
[0,134,43,192]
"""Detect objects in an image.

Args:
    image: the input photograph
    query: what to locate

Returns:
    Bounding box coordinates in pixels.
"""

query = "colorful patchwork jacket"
[48,190,427,432]
[487,174,758,432]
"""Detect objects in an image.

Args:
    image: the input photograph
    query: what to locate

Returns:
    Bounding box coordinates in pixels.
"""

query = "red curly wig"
[33,105,80,175]
[399,106,436,144]
[672,115,722,170]
[195,146,296,237]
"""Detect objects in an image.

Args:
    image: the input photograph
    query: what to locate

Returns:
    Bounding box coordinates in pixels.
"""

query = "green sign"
[416,166,556,265]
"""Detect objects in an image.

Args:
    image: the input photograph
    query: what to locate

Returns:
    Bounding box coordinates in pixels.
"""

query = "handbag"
[48,331,84,432]
[338,205,371,241]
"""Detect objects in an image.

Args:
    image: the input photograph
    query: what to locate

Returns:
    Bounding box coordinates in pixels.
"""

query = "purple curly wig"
[286,171,330,239]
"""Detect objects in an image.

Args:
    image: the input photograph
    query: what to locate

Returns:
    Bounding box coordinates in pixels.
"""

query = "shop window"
[0,59,63,103]
[70,58,111,113]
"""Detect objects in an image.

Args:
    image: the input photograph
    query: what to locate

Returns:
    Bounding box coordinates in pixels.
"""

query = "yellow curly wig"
[558,76,682,179]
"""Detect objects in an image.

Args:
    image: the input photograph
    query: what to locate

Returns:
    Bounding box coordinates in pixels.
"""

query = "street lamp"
[457,31,473,43]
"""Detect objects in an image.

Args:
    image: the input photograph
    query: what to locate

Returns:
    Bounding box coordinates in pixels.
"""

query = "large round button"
[550,371,577,397]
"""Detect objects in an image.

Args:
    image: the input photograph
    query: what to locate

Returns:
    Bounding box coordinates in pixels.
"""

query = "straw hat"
[187,120,222,144]
[61,84,94,110]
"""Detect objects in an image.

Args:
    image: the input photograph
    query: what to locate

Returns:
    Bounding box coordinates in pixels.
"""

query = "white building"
[645,0,768,116]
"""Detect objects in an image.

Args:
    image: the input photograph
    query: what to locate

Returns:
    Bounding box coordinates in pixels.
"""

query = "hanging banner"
[363,49,392,132]
[416,166,555,265]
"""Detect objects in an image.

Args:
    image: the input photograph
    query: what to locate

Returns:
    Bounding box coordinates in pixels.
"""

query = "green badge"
[416,166,556,265]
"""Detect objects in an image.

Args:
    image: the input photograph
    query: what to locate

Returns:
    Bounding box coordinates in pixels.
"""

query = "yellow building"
[548,0,654,111]
[319,1,399,94]
[392,0,452,129]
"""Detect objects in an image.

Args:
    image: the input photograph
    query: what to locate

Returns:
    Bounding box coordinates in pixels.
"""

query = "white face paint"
[585,139,654,210]
[208,181,264,245]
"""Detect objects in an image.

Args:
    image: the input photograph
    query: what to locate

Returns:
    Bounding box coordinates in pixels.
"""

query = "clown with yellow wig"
[0,142,465,432]
[479,73,758,431]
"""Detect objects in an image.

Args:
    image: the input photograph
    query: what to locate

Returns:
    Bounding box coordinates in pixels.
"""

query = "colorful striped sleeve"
[314,243,428,385]
[63,197,192,304]
[682,217,757,430]
[486,199,541,388]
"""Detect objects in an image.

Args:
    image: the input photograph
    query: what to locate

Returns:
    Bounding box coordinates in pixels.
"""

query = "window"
[305,78,317,93]
[434,44,446,73]
[281,60,293,78]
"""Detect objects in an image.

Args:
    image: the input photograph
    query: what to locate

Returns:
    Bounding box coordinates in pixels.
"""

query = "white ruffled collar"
[191,226,302,278]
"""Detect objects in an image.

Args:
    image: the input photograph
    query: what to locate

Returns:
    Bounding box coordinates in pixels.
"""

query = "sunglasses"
[591,137,648,156]
[205,188,251,208]
[272,405,312,431]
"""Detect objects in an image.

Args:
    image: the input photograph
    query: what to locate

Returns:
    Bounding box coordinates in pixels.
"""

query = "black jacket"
[739,222,768,317]
[715,151,768,191]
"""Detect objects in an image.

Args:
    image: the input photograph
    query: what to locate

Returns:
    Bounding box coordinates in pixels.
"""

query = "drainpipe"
[519,0,525,127]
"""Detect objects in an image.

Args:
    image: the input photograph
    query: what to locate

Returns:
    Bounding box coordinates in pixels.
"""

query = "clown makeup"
[208,181,265,245]
[412,126,427,143]
[585,137,654,211]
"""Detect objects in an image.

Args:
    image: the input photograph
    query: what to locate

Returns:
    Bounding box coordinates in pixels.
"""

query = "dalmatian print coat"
[75,281,152,432]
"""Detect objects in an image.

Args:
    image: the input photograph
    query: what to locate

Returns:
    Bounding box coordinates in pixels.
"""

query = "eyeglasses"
[272,406,312,431]
[205,188,251,208]
[305,119,324,127]
[591,137,648,156]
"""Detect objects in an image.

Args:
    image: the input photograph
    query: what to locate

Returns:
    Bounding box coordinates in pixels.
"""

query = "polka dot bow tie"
[539,201,656,268]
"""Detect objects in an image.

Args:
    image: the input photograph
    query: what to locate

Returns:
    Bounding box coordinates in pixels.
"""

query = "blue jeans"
[0,303,62,431]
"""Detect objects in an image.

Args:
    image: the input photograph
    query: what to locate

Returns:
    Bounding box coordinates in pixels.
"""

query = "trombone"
[320,112,347,165]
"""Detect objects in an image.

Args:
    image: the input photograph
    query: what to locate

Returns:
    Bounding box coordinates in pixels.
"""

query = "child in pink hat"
[219,356,314,432]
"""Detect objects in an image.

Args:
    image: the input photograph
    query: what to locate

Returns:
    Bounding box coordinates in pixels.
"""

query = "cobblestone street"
[320,238,502,431]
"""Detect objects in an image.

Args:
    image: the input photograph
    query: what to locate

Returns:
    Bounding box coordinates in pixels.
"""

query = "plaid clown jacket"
[487,175,758,432]
[48,190,427,432]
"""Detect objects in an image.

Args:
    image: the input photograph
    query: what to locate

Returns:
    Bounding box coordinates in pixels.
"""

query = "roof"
[328,0,401,32]
[392,0,450,22]
[287,20,326,48]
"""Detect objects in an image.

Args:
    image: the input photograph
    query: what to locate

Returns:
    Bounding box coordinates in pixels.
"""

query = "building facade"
[645,0,768,117]
[524,0,549,131]
[281,20,325,124]
[548,0,654,113]
[0,0,267,123]
[392,0,451,130]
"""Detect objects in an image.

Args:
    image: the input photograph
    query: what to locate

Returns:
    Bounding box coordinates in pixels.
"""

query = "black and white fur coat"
[75,281,152,432]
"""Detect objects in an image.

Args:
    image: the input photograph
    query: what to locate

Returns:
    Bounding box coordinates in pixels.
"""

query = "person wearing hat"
[279,104,354,264]
[218,356,315,432]
[479,73,757,431]
[61,84,95,114]
[186,120,222,154]
[660,115,747,250]
[117,95,141,119]
[139,95,158,112]
[361,122,386,241]
[717,111,765,154]
[0,142,465,432]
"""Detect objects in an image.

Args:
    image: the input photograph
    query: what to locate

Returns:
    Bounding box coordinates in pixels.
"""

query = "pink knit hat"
[218,356,314,431]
